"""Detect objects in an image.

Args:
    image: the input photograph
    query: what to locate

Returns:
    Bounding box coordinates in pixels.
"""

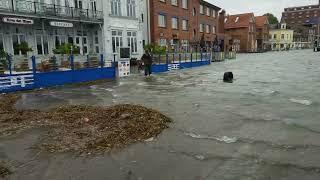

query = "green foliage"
[0,49,8,68]
[144,43,166,55]
[14,42,33,55]
[263,13,279,24]
[53,43,80,55]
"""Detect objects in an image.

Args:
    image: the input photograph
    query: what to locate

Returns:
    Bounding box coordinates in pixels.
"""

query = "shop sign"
[50,21,73,28]
[2,17,34,25]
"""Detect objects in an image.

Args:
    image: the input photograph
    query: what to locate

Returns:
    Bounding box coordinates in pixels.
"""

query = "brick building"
[281,2,320,47]
[148,0,221,52]
[225,13,257,53]
[255,16,270,52]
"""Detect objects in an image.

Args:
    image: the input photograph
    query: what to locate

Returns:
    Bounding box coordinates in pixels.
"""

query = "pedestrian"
[141,50,153,76]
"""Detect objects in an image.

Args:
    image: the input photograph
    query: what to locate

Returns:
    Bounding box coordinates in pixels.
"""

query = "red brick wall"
[149,0,219,47]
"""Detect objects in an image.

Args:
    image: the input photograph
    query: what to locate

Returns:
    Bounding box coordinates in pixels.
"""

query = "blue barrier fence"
[1,52,211,93]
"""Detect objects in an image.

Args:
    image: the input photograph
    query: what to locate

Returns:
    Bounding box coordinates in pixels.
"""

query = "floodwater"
[2,50,320,180]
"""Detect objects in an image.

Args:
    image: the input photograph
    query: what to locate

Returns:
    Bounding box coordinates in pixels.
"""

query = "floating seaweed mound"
[0,94,172,153]
[0,162,11,178]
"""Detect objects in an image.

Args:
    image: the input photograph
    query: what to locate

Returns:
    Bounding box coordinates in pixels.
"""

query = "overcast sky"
[208,0,319,19]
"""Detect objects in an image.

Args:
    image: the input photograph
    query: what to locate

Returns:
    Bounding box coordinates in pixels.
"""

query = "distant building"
[224,13,257,53]
[255,16,270,52]
[269,22,294,51]
[147,0,222,52]
[281,2,320,48]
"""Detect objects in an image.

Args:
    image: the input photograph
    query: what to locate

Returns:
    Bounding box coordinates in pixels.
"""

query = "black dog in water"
[223,72,234,83]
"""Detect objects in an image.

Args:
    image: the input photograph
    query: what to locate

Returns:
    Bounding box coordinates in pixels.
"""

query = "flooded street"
[2,50,320,179]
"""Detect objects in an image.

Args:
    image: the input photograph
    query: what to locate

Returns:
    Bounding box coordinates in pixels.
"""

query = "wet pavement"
[1,50,320,180]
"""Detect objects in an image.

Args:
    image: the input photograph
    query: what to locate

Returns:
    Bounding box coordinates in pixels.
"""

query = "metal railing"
[0,0,103,21]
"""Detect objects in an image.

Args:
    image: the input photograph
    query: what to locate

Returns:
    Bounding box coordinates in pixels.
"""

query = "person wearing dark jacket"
[141,50,153,76]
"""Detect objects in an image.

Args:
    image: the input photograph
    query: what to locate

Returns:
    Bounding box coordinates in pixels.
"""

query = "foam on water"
[184,132,238,144]
[289,98,312,106]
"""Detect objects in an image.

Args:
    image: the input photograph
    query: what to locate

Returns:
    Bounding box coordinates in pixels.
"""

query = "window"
[281,34,284,39]
[212,26,216,33]
[127,31,137,53]
[0,34,4,51]
[111,30,123,53]
[206,7,210,16]
[171,0,177,6]
[12,34,26,55]
[111,0,121,16]
[193,8,196,16]
[200,5,204,14]
[206,24,210,33]
[212,9,216,18]
[182,0,188,9]
[286,34,289,39]
[160,0,165,2]
[90,0,97,11]
[159,39,167,46]
[182,19,188,30]
[199,24,204,32]
[127,0,136,17]
[36,35,48,55]
[158,14,166,27]
[235,17,239,23]
[74,0,83,9]
[94,31,100,53]
[274,34,277,39]
[172,17,178,29]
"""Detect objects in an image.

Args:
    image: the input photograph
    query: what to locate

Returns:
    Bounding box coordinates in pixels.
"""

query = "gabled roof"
[225,13,255,29]
[255,16,269,27]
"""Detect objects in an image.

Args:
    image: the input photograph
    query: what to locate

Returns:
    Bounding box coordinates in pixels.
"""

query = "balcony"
[0,0,103,23]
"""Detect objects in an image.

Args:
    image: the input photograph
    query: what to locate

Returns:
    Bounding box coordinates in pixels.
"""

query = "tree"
[263,13,279,24]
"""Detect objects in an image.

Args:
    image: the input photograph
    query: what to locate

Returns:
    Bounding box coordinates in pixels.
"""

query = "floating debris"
[0,94,172,153]
[194,155,205,160]
[289,98,312,106]
[215,136,238,144]
[0,162,11,178]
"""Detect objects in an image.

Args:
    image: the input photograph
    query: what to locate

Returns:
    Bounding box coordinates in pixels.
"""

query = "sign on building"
[2,17,34,25]
[49,21,74,28]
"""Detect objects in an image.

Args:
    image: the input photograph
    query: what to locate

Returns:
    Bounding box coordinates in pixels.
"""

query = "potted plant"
[53,43,80,69]
[0,49,7,74]
[13,42,33,71]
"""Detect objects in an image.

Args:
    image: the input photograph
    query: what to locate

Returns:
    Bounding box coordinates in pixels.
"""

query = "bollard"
[179,54,181,64]
[113,54,116,67]
[31,56,36,75]
[166,53,169,64]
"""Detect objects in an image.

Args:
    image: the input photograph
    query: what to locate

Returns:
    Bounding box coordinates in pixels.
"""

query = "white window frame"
[171,0,178,6]
[36,34,49,55]
[199,23,204,32]
[111,0,121,16]
[182,19,188,30]
[127,0,136,17]
[212,9,216,18]
[206,7,210,16]
[182,0,188,9]
[158,14,166,27]
[12,33,27,55]
[159,38,167,47]
[212,26,216,34]
[111,30,123,53]
[172,17,178,29]
[200,5,204,14]
[127,31,137,53]
[206,24,210,33]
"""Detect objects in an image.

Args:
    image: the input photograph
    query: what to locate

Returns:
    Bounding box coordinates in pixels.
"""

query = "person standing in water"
[141,50,153,76]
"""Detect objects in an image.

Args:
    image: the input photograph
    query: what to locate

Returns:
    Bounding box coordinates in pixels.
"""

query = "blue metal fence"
[1,52,212,93]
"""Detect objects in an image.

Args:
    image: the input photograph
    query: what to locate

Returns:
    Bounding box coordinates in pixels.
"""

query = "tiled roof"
[255,16,269,27]
[225,13,255,29]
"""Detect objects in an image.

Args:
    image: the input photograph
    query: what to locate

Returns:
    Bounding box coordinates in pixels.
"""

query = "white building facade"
[0,0,104,58]
[102,0,145,61]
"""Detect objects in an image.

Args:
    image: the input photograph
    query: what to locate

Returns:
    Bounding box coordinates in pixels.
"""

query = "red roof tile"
[225,13,255,29]
[255,16,269,27]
